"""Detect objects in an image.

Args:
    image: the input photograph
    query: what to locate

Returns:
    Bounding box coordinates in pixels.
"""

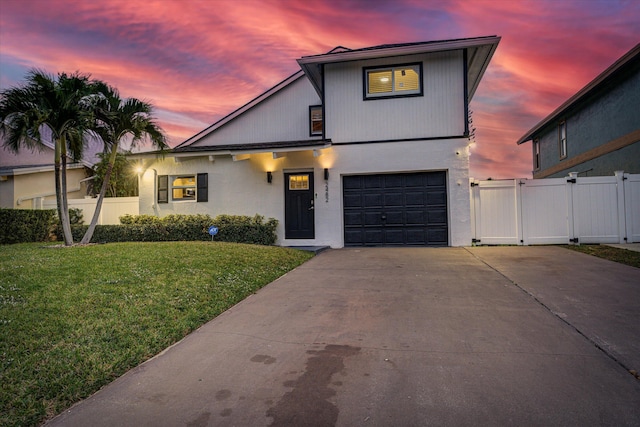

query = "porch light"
[267,171,273,183]
[324,168,329,180]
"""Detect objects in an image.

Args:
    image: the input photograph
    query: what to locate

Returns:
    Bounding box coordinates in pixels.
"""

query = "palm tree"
[80,85,167,244]
[0,70,103,245]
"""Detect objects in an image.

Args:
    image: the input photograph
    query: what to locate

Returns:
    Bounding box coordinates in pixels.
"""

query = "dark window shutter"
[157,175,168,203]
[197,173,208,202]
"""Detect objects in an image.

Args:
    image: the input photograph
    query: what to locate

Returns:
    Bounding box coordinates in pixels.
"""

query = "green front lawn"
[0,242,313,427]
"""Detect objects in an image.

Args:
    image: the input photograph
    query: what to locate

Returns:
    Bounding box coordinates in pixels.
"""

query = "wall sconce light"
[267,171,273,184]
[324,168,329,181]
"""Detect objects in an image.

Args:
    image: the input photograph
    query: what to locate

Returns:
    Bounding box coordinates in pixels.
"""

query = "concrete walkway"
[47,247,640,426]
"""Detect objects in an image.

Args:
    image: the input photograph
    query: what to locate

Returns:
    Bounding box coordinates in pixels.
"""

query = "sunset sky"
[1,0,638,179]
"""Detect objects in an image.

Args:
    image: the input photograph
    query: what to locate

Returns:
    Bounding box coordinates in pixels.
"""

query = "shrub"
[69,208,84,225]
[0,208,57,244]
[67,213,280,245]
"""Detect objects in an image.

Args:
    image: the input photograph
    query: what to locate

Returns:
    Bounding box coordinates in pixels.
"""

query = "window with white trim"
[533,138,540,170]
[364,63,422,99]
[309,105,322,136]
[558,121,567,159]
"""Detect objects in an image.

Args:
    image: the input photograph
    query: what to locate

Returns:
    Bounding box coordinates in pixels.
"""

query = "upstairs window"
[533,138,540,170]
[364,63,422,99]
[309,105,323,136]
[558,121,567,159]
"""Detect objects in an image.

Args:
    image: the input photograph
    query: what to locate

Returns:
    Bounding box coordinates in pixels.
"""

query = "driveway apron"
[47,247,640,426]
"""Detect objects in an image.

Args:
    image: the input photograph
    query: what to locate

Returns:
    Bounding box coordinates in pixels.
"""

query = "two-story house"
[517,43,640,178]
[134,36,500,248]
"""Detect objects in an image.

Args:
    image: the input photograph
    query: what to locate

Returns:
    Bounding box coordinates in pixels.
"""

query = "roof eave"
[298,36,501,98]
[517,43,640,145]
[175,70,307,149]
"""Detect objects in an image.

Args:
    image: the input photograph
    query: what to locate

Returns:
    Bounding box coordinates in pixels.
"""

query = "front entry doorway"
[284,172,315,239]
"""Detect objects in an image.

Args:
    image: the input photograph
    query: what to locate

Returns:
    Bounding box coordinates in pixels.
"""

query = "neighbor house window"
[157,173,208,203]
[558,121,567,159]
[533,138,540,170]
[309,105,323,136]
[364,63,422,99]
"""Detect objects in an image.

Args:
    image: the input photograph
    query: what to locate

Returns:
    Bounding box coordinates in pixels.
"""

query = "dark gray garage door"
[343,171,448,246]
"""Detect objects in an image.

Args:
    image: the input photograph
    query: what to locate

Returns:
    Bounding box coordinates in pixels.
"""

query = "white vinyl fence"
[43,197,139,225]
[471,171,640,245]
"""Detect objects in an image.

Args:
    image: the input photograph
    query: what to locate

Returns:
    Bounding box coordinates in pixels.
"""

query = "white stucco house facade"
[134,36,500,248]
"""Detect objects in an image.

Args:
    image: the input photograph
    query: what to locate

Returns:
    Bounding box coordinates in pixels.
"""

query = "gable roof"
[297,36,501,100]
[174,70,307,150]
[517,43,640,145]
[170,37,500,153]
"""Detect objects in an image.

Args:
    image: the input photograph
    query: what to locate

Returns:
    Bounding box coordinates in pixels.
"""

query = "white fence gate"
[42,197,139,225]
[471,172,640,245]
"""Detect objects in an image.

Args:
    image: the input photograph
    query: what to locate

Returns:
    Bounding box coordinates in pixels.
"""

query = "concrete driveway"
[47,247,640,426]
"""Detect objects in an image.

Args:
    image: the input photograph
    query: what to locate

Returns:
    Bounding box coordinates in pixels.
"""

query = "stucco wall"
[138,138,472,247]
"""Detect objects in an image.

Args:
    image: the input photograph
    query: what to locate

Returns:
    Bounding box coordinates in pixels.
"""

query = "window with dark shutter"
[157,175,168,204]
[197,173,208,202]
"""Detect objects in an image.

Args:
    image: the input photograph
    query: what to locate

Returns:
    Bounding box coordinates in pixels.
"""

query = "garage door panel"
[345,230,363,244]
[427,173,446,186]
[406,229,426,244]
[385,211,404,225]
[343,172,448,247]
[364,175,383,189]
[384,175,404,188]
[427,191,446,205]
[364,193,383,207]
[428,228,448,243]
[343,177,362,190]
[405,191,425,206]
[406,211,425,224]
[365,230,384,244]
[344,194,362,208]
[364,211,384,226]
[384,229,406,244]
[427,209,447,225]
[384,192,404,206]
[344,211,363,226]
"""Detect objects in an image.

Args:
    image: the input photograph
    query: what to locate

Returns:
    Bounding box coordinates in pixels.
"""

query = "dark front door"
[285,172,315,239]
[343,171,448,246]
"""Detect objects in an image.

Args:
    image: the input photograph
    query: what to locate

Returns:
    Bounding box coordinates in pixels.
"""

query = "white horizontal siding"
[324,50,465,143]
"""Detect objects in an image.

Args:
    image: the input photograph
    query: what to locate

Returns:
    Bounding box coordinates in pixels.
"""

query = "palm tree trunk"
[54,138,73,245]
[59,137,73,246]
[80,144,118,244]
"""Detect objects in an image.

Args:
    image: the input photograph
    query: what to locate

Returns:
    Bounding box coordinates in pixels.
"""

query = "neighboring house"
[0,136,101,209]
[133,36,500,248]
[517,43,640,178]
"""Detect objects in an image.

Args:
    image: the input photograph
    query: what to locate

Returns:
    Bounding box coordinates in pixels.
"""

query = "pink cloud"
[1,0,638,178]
